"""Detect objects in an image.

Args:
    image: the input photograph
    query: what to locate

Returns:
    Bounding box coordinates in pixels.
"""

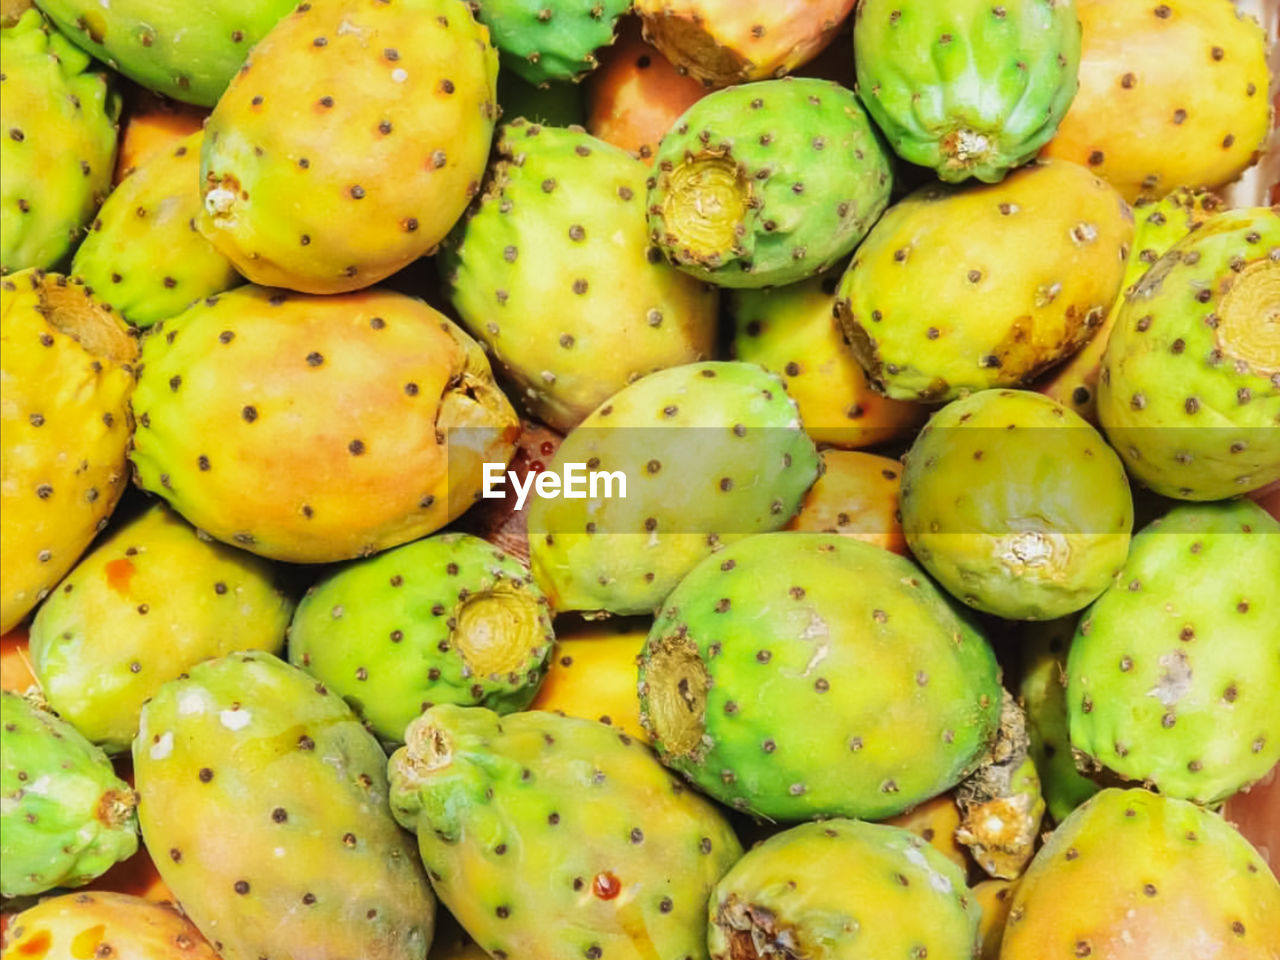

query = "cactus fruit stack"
[2,891,219,959]
[470,0,632,86]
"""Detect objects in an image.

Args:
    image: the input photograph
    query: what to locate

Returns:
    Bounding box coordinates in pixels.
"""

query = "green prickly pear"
[1,891,219,959]
[472,0,631,86]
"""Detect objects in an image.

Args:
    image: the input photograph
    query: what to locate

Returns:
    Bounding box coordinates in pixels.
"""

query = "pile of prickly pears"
[2,0,1278,956]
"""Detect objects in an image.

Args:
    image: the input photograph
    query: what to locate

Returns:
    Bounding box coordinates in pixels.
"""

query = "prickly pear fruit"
[1097,206,1280,501]
[1224,764,1279,878]
[389,705,743,960]
[730,271,924,447]
[901,390,1133,620]
[974,879,1017,960]
[836,159,1133,402]
[440,122,718,432]
[113,88,209,184]
[635,0,856,88]
[639,532,1002,820]
[1066,499,1280,804]
[129,285,518,563]
[1,891,218,959]
[1001,788,1280,959]
[1,10,119,274]
[854,0,1081,183]
[471,0,630,85]
[1037,187,1222,423]
[1043,0,1271,203]
[708,819,980,960]
[786,450,908,554]
[133,651,435,960]
[530,619,649,740]
[648,77,893,288]
[0,0,31,26]
[1,629,36,693]
[0,691,137,897]
[28,503,292,754]
[198,0,499,294]
[497,72,586,127]
[0,270,137,634]
[527,362,820,616]
[883,793,969,874]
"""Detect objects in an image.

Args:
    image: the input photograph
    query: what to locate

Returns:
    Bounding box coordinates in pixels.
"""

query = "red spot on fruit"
[592,871,621,899]
[13,929,51,955]
[540,441,556,456]
[105,557,136,595]
[529,461,545,473]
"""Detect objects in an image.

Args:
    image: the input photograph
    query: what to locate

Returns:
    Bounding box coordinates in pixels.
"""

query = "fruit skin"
[440,122,718,433]
[1,629,36,692]
[1097,206,1280,501]
[129,285,518,564]
[638,532,1003,820]
[707,819,979,960]
[0,691,138,897]
[1066,500,1280,805]
[28,502,293,754]
[288,532,554,744]
[882,793,969,874]
[73,132,241,329]
[389,705,743,960]
[786,449,908,554]
[836,159,1133,402]
[198,0,499,294]
[530,618,650,741]
[974,879,1017,960]
[1,10,120,274]
[647,77,893,288]
[133,651,435,960]
[1001,788,1280,959]
[1224,764,1278,880]
[113,88,209,185]
[635,0,856,88]
[527,361,820,616]
[901,389,1133,621]
[0,271,138,634]
[854,0,1081,183]
[1037,187,1222,423]
[1,891,218,959]
[471,0,631,86]
[1042,0,1272,203]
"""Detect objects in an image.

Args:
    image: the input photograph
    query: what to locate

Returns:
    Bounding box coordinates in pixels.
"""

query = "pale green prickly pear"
[389,705,743,960]
[133,651,435,960]
[440,122,718,432]
[1,9,120,274]
[0,690,138,897]
[1066,499,1280,805]
[1,891,219,959]
[472,0,631,86]
[29,503,293,754]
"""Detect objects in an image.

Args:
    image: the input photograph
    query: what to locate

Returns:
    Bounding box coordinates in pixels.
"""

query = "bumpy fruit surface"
[854,0,1081,183]
[441,122,717,432]
[836,159,1133,401]
[901,390,1133,620]
[0,691,137,897]
[0,10,119,274]
[129,285,518,563]
[1043,0,1271,203]
[1097,206,1280,500]
[648,77,893,288]
[198,0,499,293]
[288,532,554,743]
[786,449,908,554]
[639,532,1002,820]
[1,891,218,959]
[0,271,137,633]
[472,0,631,85]
[133,651,435,960]
[530,619,650,740]
[29,503,292,753]
[1001,788,1280,959]
[113,88,209,184]
[527,362,820,616]
[390,705,742,960]
[1067,500,1280,804]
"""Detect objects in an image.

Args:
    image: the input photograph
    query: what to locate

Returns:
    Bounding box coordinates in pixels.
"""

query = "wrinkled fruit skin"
[471,0,631,85]
[133,651,435,960]
[0,10,120,274]
[129,285,518,563]
[1098,206,1280,500]
[854,0,1081,183]
[648,77,893,288]
[288,532,554,743]
[29,502,293,753]
[529,618,650,741]
[1001,788,1280,959]
[527,362,820,616]
[1,891,218,959]
[0,691,137,897]
[1067,500,1280,804]
[901,390,1133,620]
[73,131,241,329]
[837,159,1133,402]
[441,122,717,432]
[1043,0,1272,203]
[786,449,908,554]
[639,532,1003,820]
[0,270,137,633]
[198,0,499,293]
[389,705,743,960]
